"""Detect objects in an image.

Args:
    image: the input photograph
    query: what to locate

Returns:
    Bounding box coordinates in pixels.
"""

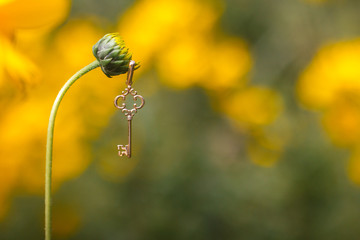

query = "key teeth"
[117,144,129,157]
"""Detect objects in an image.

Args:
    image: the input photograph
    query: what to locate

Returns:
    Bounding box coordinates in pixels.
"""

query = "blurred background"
[1,0,360,239]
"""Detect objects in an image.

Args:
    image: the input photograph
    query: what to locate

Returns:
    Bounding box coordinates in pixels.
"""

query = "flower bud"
[92,33,140,77]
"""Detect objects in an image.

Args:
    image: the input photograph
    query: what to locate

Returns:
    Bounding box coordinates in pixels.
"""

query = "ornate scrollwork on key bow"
[114,85,145,120]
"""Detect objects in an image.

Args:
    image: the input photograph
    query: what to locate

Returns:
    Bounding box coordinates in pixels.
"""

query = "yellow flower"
[297,39,360,146]
[0,0,70,88]
[201,38,252,91]
[220,87,284,165]
[156,35,252,90]
[118,0,223,68]
[156,35,212,89]
[322,93,360,147]
[0,0,70,220]
[222,87,283,128]
[0,0,69,30]
[298,39,360,184]
[0,37,38,89]
[297,39,360,110]
[118,0,251,91]
[0,96,89,193]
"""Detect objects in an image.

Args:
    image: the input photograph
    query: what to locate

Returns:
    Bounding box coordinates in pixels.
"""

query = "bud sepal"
[92,33,140,78]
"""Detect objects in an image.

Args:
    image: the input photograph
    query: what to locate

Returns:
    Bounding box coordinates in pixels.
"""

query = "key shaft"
[127,118,132,158]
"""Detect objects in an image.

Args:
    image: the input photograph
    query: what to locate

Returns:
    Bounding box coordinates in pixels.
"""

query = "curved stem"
[45,60,100,240]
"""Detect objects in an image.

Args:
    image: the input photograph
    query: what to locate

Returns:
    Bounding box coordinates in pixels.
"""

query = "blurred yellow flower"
[156,35,211,89]
[202,38,252,91]
[298,39,360,110]
[222,87,283,128]
[156,36,252,90]
[118,0,251,91]
[0,95,89,193]
[322,93,360,147]
[0,37,38,89]
[298,38,360,184]
[0,0,69,31]
[298,39,360,145]
[0,0,70,88]
[119,0,253,91]
[118,0,223,68]
[220,87,284,165]
[0,0,70,220]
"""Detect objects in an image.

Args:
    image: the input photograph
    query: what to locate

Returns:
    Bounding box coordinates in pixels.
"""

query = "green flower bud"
[92,33,140,78]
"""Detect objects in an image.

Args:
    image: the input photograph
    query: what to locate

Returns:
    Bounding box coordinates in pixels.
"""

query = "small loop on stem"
[126,60,136,86]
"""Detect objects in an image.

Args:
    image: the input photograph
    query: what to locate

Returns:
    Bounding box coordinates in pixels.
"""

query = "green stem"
[45,60,100,240]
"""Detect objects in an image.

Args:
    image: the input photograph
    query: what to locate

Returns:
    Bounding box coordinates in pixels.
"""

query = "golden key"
[114,61,145,158]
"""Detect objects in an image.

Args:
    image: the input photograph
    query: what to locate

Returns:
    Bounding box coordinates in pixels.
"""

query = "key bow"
[114,85,145,120]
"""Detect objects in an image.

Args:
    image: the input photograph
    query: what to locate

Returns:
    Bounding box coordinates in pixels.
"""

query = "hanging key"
[114,61,145,158]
